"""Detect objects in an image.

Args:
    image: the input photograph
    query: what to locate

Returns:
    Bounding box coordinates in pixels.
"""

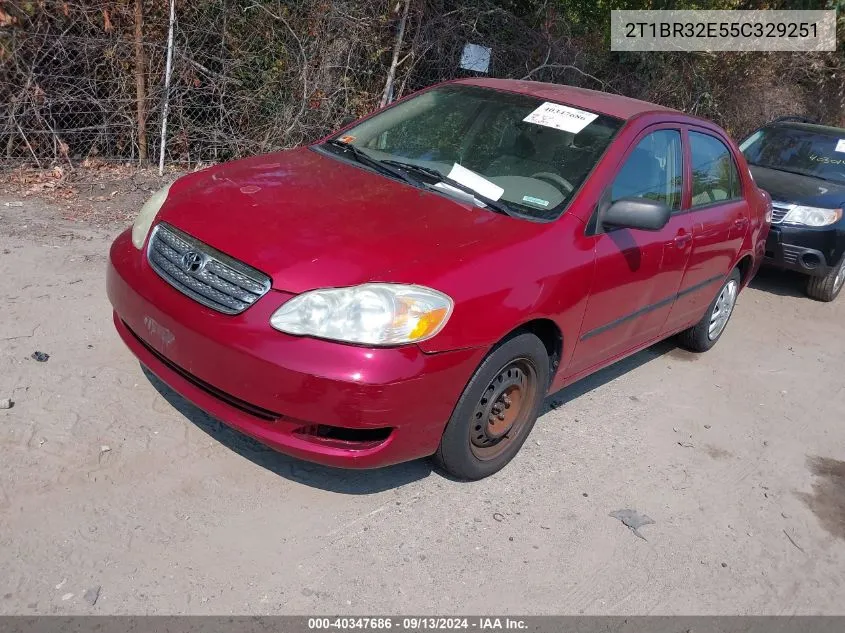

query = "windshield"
[326,85,623,219]
[741,126,845,185]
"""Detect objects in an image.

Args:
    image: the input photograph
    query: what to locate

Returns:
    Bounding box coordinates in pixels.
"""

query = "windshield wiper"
[381,159,517,217]
[381,160,444,180]
[326,144,518,217]
[325,140,423,188]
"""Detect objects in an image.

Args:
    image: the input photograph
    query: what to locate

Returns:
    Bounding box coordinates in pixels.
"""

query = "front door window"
[611,129,683,212]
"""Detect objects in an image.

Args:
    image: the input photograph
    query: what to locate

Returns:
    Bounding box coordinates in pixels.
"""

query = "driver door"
[567,126,692,377]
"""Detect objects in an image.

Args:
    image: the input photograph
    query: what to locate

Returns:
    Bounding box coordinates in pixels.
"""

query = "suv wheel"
[806,256,845,302]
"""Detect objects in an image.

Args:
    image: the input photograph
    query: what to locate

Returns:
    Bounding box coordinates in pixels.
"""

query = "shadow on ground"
[142,366,434,495]
[797,455,845,541]
[143,338,679,494]
[540,338,679,416]
[749,267,808,298]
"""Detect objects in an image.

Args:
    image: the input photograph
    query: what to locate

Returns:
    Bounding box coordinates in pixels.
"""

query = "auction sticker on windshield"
[835,139,845,153]
[523,102,598,134]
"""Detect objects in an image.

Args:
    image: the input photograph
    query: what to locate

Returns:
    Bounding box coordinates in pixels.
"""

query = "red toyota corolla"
[107,78,770,480]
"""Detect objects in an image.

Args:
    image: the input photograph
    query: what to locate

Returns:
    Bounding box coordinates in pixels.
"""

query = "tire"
[806,256,845,302]
[433,332,550,481]
[677,268,741,353]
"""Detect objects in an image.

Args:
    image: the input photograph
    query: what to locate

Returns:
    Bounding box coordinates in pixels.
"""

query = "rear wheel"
[433,332,549,480]
[806,256,845,302]
[677,268,741,352]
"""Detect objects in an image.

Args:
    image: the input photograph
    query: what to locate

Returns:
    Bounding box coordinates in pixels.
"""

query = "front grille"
[147,223,271,315]
[771,201,793,224]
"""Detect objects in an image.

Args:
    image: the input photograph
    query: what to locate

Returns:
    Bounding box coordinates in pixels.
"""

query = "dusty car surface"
[740,118,845,301]
[107,78,771,480]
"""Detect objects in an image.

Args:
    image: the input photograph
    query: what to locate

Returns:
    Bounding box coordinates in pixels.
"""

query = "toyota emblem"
[180,251,206,274]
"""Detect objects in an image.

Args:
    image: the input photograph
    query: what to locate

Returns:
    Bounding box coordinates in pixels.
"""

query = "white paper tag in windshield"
[447,163,504,201]
[523,102,598,134]
[835,139,845,153]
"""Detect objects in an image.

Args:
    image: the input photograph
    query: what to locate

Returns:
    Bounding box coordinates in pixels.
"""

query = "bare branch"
[522,63,613,92]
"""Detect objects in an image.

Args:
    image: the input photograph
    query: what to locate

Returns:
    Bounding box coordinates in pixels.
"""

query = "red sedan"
[107,78,771,480]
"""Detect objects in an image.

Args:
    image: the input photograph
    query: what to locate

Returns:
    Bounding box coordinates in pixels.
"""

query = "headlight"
[270,284,453,345]
[131,183,172,248]
[782,205,842,227]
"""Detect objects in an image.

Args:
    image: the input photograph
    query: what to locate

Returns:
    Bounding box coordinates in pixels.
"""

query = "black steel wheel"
[433,332,549,480]
[468,359,538,461]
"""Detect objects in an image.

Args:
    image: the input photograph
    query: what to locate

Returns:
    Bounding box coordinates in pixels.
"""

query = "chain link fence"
[1,0,412,168]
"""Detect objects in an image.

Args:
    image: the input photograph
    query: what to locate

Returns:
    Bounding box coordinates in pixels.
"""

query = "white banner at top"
[611,10,837,52]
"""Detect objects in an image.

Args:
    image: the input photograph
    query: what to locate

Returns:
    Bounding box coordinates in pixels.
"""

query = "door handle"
[734,217,749,229]
[674,233,692,248]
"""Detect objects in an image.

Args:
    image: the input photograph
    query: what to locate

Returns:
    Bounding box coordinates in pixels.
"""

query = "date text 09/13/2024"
[307,617,527,630]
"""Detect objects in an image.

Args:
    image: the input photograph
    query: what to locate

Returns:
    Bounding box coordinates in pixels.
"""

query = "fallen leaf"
[609,509,655,541]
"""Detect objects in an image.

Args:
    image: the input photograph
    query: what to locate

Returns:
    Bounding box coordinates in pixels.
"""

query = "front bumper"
[107,229,486,468]
[764,223,845,277]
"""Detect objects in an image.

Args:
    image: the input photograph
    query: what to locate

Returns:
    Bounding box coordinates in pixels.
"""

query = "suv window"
[611,129,682,211]
[740,125,845,186]
[690,131,740,206]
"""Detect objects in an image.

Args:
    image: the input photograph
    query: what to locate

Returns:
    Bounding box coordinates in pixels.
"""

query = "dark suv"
[740,118,845,301]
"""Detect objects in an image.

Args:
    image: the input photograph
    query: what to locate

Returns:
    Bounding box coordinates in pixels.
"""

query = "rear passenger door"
[663,128,749,332]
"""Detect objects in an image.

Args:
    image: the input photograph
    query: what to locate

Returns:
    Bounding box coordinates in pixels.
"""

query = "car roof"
[453,77,680,121]
[767,121,845,136]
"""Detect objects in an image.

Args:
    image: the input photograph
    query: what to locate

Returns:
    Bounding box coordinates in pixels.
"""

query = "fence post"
[134,0,148,163]
[158,0,176,176]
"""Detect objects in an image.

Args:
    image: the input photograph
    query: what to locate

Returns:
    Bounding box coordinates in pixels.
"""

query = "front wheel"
[677,268,741,353]
[806,256,845,302]
[433,332,550,480]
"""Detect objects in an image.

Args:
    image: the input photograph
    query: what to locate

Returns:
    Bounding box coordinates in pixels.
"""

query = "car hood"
[158,148,541,294]
[749,164,845,208]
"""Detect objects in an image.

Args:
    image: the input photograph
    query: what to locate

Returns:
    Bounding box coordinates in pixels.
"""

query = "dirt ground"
[1,186,844,616]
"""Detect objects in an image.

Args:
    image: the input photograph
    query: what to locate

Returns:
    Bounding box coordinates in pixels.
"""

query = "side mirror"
[601,197,671,232]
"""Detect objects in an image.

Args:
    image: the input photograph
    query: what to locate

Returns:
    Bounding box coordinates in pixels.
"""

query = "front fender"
[417,216,595,376]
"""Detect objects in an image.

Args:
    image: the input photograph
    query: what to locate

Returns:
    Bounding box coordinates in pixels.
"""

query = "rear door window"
[689,132,740,206]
